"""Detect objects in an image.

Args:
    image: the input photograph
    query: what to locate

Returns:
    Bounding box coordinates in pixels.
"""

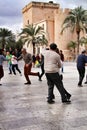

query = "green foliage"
[79,37,87,46]
[15,39,24,50]
[61,6,87,54]
[0,28,15,49]
[67,41,77,50]
[20,24,48,54]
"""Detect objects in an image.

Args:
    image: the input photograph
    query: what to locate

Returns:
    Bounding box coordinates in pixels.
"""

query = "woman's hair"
[56,48,59,54]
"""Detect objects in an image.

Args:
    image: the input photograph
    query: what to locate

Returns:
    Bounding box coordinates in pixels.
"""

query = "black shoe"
[52,94,55,99]
[84,81,87,84]
[24,82,31,85]
[47,94,55,100]
[39,78,42,81]
[0,84,2,86]
[62,100,71,104]
[78,84,83,87]
[38,72,41,81]
[67,94,71,100]
[47,100,55,104]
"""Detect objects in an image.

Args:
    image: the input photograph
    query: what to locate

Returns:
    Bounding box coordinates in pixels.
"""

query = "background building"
[22,1,85,60]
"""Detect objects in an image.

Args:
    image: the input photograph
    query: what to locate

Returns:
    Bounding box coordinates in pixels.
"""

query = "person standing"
[43,43,71,104]
[77,50,87,87]
[39,54,45,81]
[59,50,64,73]
[18,48,40,85]
[11,53,22,75]
[6,51,12,74]
[0,49,7,85]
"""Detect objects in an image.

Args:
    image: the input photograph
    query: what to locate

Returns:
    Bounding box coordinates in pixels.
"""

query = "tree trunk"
[2,38,5,49]
[77,32,80,55]
[33,42,35,54]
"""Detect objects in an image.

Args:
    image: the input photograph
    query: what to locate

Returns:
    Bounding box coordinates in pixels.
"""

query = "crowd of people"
[1,43,87,105]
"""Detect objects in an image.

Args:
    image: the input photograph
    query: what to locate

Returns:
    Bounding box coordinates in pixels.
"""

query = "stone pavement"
[0,61,87,130]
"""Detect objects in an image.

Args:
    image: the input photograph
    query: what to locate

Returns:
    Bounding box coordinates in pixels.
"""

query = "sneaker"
[84,81,87,84]
[24,82,31,85]
[9,73,12,74]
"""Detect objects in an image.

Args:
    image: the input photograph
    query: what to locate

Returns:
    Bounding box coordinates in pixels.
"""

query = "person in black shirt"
[77,50,87,87]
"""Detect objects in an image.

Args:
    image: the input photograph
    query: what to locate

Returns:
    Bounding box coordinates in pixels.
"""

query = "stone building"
[22,1,85,60]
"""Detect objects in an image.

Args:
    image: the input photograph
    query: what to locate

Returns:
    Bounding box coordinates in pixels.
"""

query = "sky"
[0,0,87,34]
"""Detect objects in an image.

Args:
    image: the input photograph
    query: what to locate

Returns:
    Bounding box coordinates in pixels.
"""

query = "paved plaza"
[0,61,87,130]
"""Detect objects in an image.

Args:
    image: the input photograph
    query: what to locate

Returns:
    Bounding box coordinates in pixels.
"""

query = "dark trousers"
[24,63,39,83]
[77,67,85,85]
[12,64,21,75]
[0,65,4,79]
[45,72,70,102]
[40,64,45,79]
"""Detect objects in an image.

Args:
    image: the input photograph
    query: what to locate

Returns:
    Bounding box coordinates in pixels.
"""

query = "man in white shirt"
[43,43,71,104]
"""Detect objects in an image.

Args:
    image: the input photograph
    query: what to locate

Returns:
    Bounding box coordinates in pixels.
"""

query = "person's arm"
[17,55,22,61]
[85,55,87,66]
[25,54,32,67]
[57,55,62,68]
[28,54,32,64]
[2,55,8,61]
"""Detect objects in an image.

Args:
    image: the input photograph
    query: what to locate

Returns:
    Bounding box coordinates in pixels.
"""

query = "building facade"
[22,1,85,60]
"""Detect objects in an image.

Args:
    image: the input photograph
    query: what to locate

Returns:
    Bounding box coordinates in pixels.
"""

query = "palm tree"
[67,41,77,60]
[67,41,77,52]
[20,24,48,54]
[61,6,87,55]
[37,35,48,45]
[79,36,87,46]
[16,39,24,50]
[0,28,14,49]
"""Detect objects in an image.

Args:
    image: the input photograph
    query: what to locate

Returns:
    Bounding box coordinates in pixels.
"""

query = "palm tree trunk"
[33,42,35,54]
[77,32,80,55]
[74,48,76,60]
[2,38,5,49]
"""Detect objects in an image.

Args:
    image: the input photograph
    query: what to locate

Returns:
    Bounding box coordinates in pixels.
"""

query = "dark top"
[77,54,87,69]
[32,55,36,63]
[40,55,44,66]
[60,53,64,61]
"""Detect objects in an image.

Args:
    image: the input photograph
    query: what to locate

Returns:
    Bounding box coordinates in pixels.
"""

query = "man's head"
[50,43,57,51]
[81,50,87,54]
[21,48,27,54]
[6,51,10,55]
